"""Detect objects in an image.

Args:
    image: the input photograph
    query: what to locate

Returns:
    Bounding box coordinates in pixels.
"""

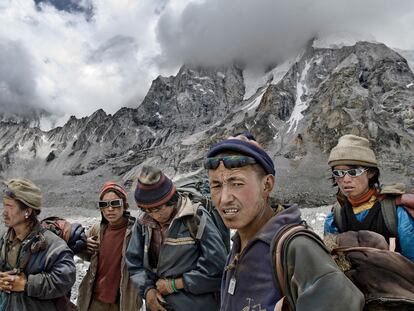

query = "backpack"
[175,178,231,251]
[40,216,87,254]
[272,222,326,311]
[333,183,414,238]
[327,230,414,311]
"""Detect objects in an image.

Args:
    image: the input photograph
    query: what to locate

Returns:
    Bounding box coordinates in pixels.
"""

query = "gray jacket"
[126,194,227,311]
[0,224,76,311]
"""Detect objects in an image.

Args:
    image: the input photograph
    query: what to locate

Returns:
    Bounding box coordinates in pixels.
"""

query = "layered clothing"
[126,194,227,311]
[0,224,76,311]
[221,205,364,311]
[77,215,141,311]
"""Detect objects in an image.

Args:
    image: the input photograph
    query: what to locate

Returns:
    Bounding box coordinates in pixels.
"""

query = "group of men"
[0,133,413,311]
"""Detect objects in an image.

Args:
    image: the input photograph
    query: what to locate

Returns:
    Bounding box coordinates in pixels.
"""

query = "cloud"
[0,0,172,127]
[1,0,414,128]
[0,39,44,117]
[156,0,414,67]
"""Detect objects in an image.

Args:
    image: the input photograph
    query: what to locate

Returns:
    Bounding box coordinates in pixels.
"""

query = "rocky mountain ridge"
[1,41,413,208]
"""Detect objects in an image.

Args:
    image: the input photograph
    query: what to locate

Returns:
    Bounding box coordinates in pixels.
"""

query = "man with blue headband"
[205,133,364,311]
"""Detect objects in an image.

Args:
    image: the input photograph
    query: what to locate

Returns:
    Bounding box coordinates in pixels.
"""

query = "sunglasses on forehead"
[204,155,257,170]
[332,167,368,178]
[97,199,123,209]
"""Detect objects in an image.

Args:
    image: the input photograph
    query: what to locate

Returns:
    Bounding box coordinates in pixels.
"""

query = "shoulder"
[87,222,102,236]
[42,229,70,249]
[397,206,414,227]
[286,233,330,260]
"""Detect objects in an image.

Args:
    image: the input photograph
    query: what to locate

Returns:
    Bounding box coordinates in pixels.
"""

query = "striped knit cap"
[134,166,176,208]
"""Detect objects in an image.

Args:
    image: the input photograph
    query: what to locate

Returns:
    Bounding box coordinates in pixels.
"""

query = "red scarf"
[348,188,377,207]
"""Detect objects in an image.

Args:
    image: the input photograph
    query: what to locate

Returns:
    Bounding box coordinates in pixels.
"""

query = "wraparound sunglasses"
[332,167,368,178]
[204,155,257,170]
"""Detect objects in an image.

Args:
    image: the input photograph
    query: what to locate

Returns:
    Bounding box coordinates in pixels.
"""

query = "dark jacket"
[77,215,142,311]
[221,205,364,311]
[125,194,227,311]
[0,224,76,311]
[325,202,414,261]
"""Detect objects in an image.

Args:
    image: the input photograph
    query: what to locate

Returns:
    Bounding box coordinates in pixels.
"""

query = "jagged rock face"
[0,42,413,208]
[138,65,244,130]
[305,43,414,175]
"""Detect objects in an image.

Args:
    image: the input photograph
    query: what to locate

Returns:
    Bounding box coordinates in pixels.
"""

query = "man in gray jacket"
[126,166,227,311]
[205,133,364,311]
[0,178,76,311]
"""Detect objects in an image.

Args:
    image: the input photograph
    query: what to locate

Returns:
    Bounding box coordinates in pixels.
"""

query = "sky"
[1,0,414,128]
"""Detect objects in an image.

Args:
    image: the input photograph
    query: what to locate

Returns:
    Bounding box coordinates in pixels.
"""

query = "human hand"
[0,270,26,292]
[155,278,173,296]
[86,236,99,253]
[146,288,167,311]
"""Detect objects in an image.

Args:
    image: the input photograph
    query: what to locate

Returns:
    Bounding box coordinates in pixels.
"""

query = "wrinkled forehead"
[208,163,252,181]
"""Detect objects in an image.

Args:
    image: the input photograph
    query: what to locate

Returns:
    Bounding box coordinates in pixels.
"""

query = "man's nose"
[220,185,234,204]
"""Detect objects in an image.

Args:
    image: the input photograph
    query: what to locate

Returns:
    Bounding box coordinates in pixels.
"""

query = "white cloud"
[156,0,414,66]
[0,0,176,127]
[1,0,414,128]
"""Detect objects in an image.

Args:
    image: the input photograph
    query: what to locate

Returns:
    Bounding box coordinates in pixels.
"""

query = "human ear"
[263,175,275,194]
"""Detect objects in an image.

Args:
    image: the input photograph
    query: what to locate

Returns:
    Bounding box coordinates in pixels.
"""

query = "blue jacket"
[221,205,364,311]
[324,204,414,261]
[125,195,227,311]
[0,224,76,311]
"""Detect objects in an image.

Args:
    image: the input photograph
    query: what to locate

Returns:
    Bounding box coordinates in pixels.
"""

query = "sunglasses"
[138,205,165,214]
[98,199,123,209]
[204,155,256,170]
[332,168,368,178]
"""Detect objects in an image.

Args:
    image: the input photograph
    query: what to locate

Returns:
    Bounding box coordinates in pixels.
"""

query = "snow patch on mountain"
[243,58,295,100]
[287,59,312,133]
[242,90,265,112]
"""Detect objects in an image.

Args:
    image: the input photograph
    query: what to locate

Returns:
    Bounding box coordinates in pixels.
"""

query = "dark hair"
[16,200,39,226]
[330,166,381,189]
[368,167,380,188]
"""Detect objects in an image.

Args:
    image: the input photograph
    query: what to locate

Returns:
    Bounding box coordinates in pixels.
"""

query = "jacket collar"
[231,204,302,246]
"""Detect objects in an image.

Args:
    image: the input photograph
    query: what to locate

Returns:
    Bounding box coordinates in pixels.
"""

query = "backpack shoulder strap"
[333,202,345,232]
[184,204,207,241]
[380,197,398,237]
[272,223,325,311]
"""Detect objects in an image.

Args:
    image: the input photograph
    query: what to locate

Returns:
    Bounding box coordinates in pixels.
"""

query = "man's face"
[101,192,125,225]
[2,197,26,228]
[145,204,175,225]
[208,163,272,231]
